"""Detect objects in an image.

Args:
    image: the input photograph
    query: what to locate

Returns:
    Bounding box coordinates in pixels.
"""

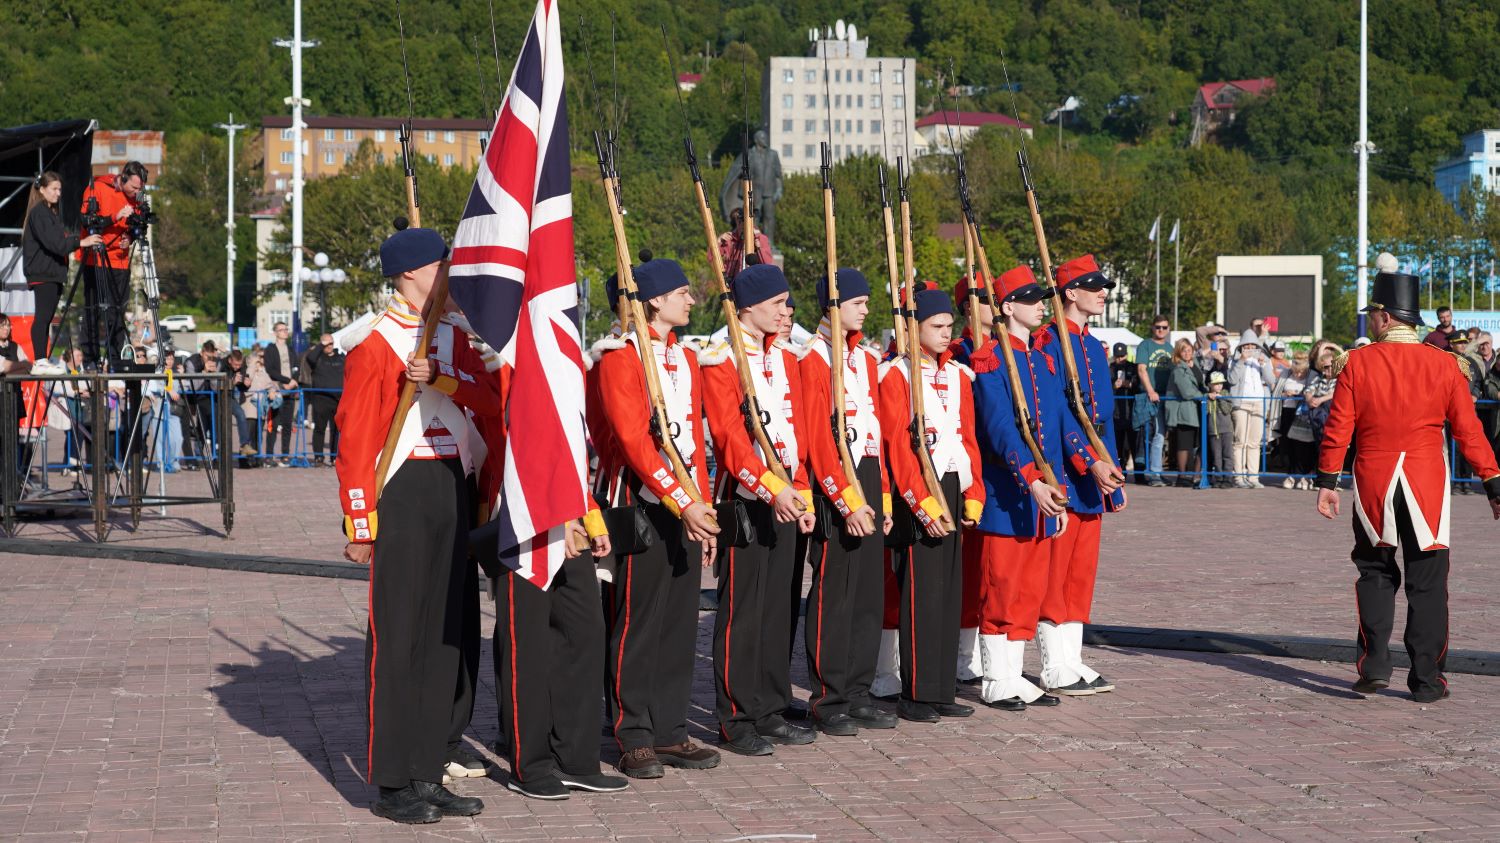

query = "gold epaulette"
[1451,352,1473,380]
[1331,350,1351,378]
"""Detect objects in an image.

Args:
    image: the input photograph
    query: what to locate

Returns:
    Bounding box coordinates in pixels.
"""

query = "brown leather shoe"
[617,746,664,779]
[654,740,721,769]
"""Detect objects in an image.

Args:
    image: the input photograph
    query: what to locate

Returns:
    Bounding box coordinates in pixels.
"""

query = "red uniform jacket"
[878,350,986,526]
[334,299,502,543]
[596,329,712,515]
[586,330,626,501]
[699,333,814,508]
[1319,331,1500,550]
[799,326,889,518]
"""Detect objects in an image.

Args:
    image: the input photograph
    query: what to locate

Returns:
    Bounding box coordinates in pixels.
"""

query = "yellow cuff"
[963,499,984,523]
[583,508,607,539]
[918,496,944,522]
[343,511,378,542]
[431,374,459,395]
[882,493,892,515]
[799,489,815,509]
[760,471,788,498]
[839,486,866,514]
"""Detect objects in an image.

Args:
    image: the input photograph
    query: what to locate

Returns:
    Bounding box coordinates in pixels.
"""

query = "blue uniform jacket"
[971,334,1067,538]
[1036,320,1127,515]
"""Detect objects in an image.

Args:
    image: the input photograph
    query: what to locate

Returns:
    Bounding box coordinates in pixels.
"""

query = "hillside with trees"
[5,0,1499,342]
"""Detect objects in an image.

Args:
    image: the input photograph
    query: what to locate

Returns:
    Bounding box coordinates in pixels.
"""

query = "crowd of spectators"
[1113,313,1500,491]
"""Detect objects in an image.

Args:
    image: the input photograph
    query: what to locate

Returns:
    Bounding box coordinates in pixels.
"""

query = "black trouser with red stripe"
[447,553,480,753]
[894,473,962,705]
[1351,484,1450,696]
[605,500,702,751]
[804,458,885,721]
[713,499,796,744]
[493,553,605,783]
[364,458,468,789]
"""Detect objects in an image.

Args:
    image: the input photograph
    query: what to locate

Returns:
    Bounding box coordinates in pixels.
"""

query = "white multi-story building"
[764,22,917,174]
[1434,129,1500,214]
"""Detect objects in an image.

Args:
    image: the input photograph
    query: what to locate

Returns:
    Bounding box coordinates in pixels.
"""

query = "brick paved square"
[3,470,1500,840]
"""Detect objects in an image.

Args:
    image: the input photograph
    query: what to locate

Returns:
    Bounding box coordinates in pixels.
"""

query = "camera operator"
[22,172,105,359]
[262,322,300,465]
[79,161,148,367]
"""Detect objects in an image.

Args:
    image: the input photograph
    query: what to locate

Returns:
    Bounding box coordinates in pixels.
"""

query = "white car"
[160,314,197,333]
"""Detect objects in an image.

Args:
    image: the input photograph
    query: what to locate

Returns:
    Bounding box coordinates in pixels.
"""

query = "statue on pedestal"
[719,129,783,248]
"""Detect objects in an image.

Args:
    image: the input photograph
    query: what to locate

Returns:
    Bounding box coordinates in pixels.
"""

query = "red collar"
[1063,317,1087,336]
[1007,333,1030,352]
[646,325,679,346]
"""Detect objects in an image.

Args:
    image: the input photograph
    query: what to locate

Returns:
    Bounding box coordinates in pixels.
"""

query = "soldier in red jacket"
[335,228,500,823]
[700,262,818,756]
[1317,256,1500,703]
[596,258,723,779]
[797,268,899,736]
[878,284,986,723]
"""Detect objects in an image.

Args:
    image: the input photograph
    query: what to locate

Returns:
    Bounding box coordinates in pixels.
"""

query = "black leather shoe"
[897,698,940,723]
[847,705,898,730]
[812,713,859,736]
[872,692,898,703]
[372,784,442,824]
[1351,677,1389,695]
[985,697,1027,712]
[719,733,773,756]
[932,702,974,718]
[758,721,815,745]
[411,780,483,816]
[1028,693,1061,707]
[1411,686,1450,704]
[506,774,570,800]
[1087,675,1115,693]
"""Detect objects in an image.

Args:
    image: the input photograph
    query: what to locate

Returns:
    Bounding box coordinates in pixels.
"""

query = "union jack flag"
[449,0,586,590]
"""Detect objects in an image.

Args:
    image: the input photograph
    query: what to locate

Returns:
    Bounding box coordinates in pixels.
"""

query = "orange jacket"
[878,350,985,526]
[596,330,711,515]
[1318,332,1500,550]
[798,329,888,518]
[700,334,813,506]
[79,175,136,270]
[333,302,502,543]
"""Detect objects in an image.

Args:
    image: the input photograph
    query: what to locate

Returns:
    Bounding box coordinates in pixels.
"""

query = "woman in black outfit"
[22,172,103,360]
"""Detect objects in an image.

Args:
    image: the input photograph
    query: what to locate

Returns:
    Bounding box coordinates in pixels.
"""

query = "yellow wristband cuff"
[918,496,944,522]
[839,486,866,515]
[760,471,788,498]
[799,489,815,509]
[344,511,378,542]
[431,374,459,395]
[882,492,892,515]
[963,499,984,523]
[583,508,607,539]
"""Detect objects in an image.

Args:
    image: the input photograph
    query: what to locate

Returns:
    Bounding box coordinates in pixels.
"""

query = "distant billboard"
[1215,255,1322,339]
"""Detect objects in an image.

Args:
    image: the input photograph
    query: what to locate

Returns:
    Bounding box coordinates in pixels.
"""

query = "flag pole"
[1153,214,1161,317]
[1172,219,1180,329]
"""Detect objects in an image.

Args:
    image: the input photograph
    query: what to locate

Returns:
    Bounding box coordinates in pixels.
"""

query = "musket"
[374,0,451,499]
[592,129,708,516]
[819,139,866,521]
[739,56,757,273]
[938,63,1063,497]
[874,61,907,356]
[818,53,866,522]
[896,157,953,524]
[659,25,790,486]
[877,162,907,357]
[1000,54,1118,476]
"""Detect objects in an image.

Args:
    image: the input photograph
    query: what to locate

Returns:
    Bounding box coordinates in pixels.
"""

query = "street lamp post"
[297,251,346,334]
[275,0,319,354]
[213,114,246,346]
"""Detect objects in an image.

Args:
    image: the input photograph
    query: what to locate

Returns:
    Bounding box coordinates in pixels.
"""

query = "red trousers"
[1041,512,1101,625]
[960,528,982,628]
[973,530,1051,641]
